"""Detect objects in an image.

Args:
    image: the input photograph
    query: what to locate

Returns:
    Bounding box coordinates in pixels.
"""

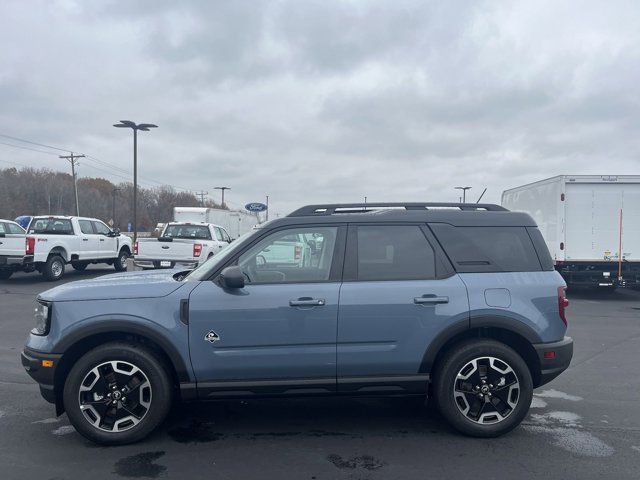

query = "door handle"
[414,295,449,305]
[100,238,105,242]
[289,297,326,307]
[82,238,89,241]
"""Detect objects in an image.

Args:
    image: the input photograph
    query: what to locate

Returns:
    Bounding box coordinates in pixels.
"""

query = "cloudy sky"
[1,0,639,215]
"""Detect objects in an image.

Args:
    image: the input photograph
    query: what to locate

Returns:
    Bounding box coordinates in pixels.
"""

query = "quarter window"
[355,225,436,281]
[237,227,338,284]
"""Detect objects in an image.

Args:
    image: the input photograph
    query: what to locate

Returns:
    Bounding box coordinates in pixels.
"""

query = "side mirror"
[219,266,245,289]
[109,228,120,237]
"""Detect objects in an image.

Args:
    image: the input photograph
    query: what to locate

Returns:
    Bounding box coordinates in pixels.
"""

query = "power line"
[0,140,60,156]
[195,190,208,206]
[0,133,71,152]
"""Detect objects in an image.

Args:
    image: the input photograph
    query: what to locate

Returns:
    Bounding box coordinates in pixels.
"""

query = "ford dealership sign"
[245,202,268,212]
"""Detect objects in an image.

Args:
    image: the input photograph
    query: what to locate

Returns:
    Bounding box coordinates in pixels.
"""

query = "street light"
[113,120,157,243]
[214,186,230,208]
[455,186,472,203]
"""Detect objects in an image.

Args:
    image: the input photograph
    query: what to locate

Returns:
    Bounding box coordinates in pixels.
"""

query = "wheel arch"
[48,246,69,262]
[422,316,542,388]
[53,322,192,414]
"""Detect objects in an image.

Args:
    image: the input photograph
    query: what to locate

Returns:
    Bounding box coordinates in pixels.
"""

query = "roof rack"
[288,203,507,217]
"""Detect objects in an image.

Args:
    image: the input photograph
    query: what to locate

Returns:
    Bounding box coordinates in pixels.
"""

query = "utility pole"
[195,190,208,206]
[59,152,85,216]
[111,187,121,228]
[214,186,230,208]
[266,195,269,221]
[455,186,472,203]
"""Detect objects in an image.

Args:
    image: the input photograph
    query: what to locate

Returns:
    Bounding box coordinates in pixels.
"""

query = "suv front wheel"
[63,342,173,445]
[434,339,533,437]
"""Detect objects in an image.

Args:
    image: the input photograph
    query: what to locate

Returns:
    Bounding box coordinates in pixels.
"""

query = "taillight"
[133,241,138,255]
[193,243,202,257]
[558,286,569,326]
[26,237,35,255]
[294,246,302,260]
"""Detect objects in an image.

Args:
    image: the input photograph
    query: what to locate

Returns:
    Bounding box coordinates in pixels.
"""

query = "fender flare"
[54,318,192,382]
[419,314,543,373]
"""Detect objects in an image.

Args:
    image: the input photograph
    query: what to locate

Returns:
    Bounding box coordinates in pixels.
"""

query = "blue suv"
[22,203,573,444]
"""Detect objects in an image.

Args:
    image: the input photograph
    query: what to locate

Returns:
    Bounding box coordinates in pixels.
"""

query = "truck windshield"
[163,224,211,240]
[28,218,74,235]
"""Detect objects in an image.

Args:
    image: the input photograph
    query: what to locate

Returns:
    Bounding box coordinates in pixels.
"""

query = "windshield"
[28,218,74,235]
[163,224,211,240]
[184,228,258,281]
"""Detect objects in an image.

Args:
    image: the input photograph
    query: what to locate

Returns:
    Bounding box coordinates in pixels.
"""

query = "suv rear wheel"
[63,342,173,445]
[434,339,533,437]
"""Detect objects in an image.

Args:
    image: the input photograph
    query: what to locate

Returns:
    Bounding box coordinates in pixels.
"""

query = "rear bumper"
[134,257,199,269]
[533,336,573,387]
[0,255,34,268]
[21,347,62,404]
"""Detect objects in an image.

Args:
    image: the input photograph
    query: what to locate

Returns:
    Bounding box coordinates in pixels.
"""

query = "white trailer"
[502,175,640,288]
[173,207,257,240]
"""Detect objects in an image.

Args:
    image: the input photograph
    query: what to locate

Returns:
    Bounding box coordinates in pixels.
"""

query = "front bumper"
[21,347,62,404]
[533,336,573,387]
[134,258,199,269]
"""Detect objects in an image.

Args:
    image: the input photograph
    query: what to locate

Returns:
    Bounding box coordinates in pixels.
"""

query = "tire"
[42,255,65,281]
[434,339,533,438]
[72,262,88,271]
[0,269,13,280]
[63,342,173,445]
[114,249,129,272]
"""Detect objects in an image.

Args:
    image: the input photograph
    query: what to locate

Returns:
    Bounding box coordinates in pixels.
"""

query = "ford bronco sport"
[22,203,573,444]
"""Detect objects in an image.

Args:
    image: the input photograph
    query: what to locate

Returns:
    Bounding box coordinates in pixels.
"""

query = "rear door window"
[429,224,543,272]
[355,225,436,281]
[0,223,6,234]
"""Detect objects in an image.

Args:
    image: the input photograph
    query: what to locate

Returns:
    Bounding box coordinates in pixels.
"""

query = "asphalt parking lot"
[1,267,639,480]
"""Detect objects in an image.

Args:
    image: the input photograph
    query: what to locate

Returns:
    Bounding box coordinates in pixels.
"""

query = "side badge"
[204,331,220,343]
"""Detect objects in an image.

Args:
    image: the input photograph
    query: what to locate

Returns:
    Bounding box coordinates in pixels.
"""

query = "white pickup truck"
[134,222,232,269]
[0,216,133,281]
[0,219,27,280]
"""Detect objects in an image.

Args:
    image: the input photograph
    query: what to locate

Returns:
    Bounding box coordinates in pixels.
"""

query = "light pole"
[455,186,472,203]
[112,187,121,228]
[113,120,157,243]
[214,186,230,208]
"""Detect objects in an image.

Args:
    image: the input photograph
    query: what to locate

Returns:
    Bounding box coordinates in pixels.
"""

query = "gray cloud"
[1,0,639,215]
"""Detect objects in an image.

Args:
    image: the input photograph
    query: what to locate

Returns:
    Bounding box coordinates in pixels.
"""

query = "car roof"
[262,203,537,228]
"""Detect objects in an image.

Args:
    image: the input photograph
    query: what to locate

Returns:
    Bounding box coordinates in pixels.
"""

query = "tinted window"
[92,221,111,235]
[238,227,338,284]
[163,224,212,240]
[429,224,542,272]
[356,225,435,281]
[527,227,554,271]
[79,220,94,234]
[28,218,74,235]
[7,223,24,234]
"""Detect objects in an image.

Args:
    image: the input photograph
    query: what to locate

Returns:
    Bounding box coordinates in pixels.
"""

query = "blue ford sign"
[245,202,268,212]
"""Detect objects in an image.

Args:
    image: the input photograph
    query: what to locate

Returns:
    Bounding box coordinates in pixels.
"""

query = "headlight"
[31,300,51,336]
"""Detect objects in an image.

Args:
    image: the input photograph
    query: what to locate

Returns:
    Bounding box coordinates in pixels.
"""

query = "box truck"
[173,207,257,240]
[502,175,640,289]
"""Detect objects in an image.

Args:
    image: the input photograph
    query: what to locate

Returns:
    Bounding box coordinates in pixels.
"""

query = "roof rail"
[287,203,508,217]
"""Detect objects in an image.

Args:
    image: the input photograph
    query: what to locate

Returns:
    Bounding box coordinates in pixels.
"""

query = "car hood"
[39,269,190,302]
